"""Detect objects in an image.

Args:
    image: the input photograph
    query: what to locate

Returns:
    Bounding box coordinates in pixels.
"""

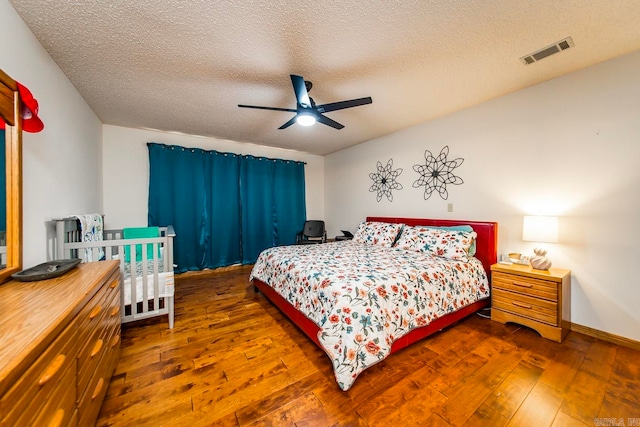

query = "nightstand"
[490,263,571,343]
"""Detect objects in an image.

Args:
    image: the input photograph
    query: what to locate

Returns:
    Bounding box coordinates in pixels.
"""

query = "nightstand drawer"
[492,288,558,326]
[493,271,558,301]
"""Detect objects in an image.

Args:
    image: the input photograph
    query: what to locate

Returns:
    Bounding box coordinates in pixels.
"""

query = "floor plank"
[97,266,640,426]
[507,382,563,427]
[481,359,543,419]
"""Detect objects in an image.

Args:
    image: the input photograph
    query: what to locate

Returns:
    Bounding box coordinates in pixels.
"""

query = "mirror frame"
[0,68,23,284]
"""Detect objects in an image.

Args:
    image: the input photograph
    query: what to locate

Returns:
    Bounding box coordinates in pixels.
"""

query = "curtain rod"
[147,142,307,165]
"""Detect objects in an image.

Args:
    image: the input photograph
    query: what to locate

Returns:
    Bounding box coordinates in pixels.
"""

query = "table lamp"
[522,215,558,270]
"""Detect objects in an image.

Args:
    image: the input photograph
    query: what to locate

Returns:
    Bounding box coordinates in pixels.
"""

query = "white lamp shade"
[522,215,559,243]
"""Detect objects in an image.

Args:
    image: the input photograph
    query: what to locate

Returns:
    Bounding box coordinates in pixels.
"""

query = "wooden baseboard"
[570,322,640,351]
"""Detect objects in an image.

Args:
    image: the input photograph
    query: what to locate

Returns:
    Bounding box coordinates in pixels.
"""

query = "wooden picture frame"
[0,68,23,284]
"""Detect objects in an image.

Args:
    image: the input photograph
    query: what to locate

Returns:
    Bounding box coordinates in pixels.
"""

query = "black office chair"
[296,220,327,245]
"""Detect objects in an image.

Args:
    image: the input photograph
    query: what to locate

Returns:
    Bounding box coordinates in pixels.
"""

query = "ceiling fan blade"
[316,97,373,113]
[278,116,298,129]
[290,75,312,109]
[316,114,344,130]
[238,104,297,112]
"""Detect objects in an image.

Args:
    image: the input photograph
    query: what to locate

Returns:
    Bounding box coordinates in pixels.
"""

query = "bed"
[250,216,497,390]
[54,218,176,329]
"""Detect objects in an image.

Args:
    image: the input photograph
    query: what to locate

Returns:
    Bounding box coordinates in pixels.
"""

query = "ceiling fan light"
[296,113,316,127]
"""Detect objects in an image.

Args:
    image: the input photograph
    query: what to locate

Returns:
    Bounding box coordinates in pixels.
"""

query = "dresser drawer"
[30,361,77,427]
[0,261,121,427]
[78,317,121,426]
[492,271,558,301]
[492,288,558,326]
[1,321,78,425]
[75,270,120,346]
[77,283,120,397]
[67,409,78,427]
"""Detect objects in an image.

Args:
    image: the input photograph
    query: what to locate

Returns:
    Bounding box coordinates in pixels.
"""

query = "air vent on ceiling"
[520,37,574,65]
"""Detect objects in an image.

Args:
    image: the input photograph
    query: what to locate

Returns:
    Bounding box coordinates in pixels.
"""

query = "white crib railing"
[54,218,176,328]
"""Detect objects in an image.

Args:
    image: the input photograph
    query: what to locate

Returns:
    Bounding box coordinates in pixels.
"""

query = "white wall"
[4,0,637,342]
[325,50,640,342]
[1,0,103,267]
[102,125,324,229]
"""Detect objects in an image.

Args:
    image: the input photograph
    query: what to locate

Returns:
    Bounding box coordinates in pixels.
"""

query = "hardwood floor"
[97,265,640,426]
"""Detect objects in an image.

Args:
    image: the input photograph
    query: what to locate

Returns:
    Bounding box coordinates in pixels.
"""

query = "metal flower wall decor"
[412,146,464,200]
[369,159,403,202]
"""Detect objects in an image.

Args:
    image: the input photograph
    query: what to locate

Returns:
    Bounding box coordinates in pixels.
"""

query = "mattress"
[250,240,489,390]
[121,258,174,305]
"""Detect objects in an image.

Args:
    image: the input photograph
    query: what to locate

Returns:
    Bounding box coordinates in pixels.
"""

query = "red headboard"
[366,217,498,278]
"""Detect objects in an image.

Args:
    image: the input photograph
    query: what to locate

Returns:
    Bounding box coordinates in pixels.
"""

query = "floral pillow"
[396,225,476,256]
[352,221,403,247]
[395,226,477,260]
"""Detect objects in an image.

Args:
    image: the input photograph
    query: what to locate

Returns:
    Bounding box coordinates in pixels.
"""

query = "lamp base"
[530,248,552,270]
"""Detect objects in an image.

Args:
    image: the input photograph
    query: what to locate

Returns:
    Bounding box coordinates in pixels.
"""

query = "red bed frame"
[252,217,498,355]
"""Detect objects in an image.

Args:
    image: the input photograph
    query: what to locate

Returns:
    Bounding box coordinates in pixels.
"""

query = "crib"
[55,218,176,329]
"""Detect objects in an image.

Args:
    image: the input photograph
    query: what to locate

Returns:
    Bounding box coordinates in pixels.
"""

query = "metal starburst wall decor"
[369,159,403,202]
[412,146,464,200]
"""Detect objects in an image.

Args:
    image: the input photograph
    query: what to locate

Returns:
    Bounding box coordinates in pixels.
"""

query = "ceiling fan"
[238,74,373,130]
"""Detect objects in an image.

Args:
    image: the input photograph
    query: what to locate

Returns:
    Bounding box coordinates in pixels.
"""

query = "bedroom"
[1,0,639,425]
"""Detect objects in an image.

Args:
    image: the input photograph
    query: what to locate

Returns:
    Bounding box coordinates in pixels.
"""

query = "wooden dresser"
[491,262,571,343]
[0,260,121,426]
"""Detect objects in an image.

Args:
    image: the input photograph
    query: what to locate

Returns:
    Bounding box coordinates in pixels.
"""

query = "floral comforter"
[250,241,489,391]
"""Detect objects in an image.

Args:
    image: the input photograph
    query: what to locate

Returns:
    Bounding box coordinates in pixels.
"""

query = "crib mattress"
[122,269,174,305]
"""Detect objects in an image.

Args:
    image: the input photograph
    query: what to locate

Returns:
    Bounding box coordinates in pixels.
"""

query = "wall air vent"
[520,37,574,65]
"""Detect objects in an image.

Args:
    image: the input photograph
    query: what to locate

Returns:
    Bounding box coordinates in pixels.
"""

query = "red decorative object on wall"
[0,81,44,133]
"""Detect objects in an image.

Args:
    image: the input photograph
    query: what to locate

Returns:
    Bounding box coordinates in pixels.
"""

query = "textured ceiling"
[9,0,640,155]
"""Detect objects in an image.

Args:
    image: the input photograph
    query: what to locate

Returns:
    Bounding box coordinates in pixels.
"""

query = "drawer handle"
[91,339,104,358]
[48,408,65,427]
[112,334,121,348]
[92,377,104,400]
[513,282,533,288]
[512,301,533,310]
[89,304,103,320]
[38,354,65,386]
[110,279,118,289]
[111,305,121,317]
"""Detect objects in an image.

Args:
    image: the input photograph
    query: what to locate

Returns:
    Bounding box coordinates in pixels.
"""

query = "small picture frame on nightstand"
[498,254,512,265]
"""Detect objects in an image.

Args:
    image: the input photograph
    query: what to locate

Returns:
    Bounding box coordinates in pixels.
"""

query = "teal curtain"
[272,159,306,246]
[240,156,275,263]
[274,161,307,244]
[240,156,306,263]
[204,151,242,268]
[148,144,208,271]
[148,143,305,272]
